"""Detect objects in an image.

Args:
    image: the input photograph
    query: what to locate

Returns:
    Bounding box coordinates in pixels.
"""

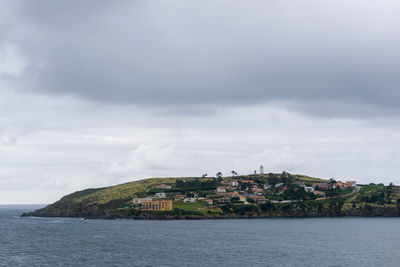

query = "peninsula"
[22,171,400,219]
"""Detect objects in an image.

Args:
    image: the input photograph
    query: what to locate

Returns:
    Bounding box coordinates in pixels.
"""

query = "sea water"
[1,205,400,266]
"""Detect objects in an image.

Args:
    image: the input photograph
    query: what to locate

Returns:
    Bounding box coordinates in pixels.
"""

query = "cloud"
[1,1,400,204]
[1,0,399,117]
[104,144,184,176]
[0,45,27,77]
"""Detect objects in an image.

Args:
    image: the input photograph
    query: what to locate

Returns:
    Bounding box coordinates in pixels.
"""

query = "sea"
[1,205,400,267]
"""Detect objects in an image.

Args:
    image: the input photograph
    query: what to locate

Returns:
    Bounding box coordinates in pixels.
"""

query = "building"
[216,186,226,193]
[183,198,197,203]
[253,195,267,204]
[264,184,272,190]
[260,165,264,175]
[141,200,172,211]
[132,197,152,205]
[318,184,330,190]
[335,181,344,189]
[204,199,213,205]
[304,187,314,193]
[174,194,186,201]
[253,188,263,193]
[239,195,247,202]
[345,181,357,188]
[230,181,239,187]
[229,191,239,197]
[155,192,166,198]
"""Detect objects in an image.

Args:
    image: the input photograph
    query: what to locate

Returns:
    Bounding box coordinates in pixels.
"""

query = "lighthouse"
[260,165,264,175]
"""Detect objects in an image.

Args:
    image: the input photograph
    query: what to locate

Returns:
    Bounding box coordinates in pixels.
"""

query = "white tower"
[260,165,264,175]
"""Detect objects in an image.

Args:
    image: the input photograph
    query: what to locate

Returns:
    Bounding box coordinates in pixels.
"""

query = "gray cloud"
[2,0,399,117]
[2,1,400,204]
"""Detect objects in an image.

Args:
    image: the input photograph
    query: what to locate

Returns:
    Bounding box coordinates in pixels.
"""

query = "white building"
[155,192,166,198]
[260,165,264,175]
[304,187,314,193]
[264,184,272,190]
[216,186,226,193]
[230,181,238,187]
[183,198,197,203]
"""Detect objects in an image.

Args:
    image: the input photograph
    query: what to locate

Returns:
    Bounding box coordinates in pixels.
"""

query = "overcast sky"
[1,0,400,204]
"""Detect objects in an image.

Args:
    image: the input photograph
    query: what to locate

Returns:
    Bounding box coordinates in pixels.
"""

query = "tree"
[216,172,222,178]
[247,198,255,204]
[201,174,207,178]
[396,198,400,208]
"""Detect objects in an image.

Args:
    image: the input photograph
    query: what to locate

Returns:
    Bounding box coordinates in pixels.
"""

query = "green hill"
[21,174,327,218]
[22,173,400,219]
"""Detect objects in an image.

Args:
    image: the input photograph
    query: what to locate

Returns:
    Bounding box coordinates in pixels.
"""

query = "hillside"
[23,177,182,217]
[22,173,400,219]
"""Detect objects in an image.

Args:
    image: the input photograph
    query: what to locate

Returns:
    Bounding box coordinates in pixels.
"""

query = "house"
[155,192,166,198]
[174,194,186,201]
[216,186,227,193]
[335,181,343,189]
[132,197,152,205]
[154,184,172,189]
[239,195,247,202]
[241,180,254,184]
[345,181,357,188]
[275,183,284,188]
[183,198,197,203]
[263,184,272,190]
[253,188,264,193]
[229,191,239,197]
[304,187,314,193]
[204,199,213,205]
[253,195,267,204]
[319,184,330,190]
[230,181,239,187]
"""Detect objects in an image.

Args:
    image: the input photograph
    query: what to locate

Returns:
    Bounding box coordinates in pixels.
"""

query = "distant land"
[22,171,400,219]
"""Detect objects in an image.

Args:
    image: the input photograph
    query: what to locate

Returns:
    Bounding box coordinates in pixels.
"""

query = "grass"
[359,184,385,193]
[173,201,210,213]
[34,173,349,217]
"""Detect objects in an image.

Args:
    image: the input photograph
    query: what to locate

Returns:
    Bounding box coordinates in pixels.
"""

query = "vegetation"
[22,173,400,219]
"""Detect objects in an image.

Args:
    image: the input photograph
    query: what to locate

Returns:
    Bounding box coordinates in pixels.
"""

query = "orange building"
[336,181,343,189]
[141,200,172,211]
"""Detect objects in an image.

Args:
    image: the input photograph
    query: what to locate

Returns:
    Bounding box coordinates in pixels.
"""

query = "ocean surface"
[1,205,400,266]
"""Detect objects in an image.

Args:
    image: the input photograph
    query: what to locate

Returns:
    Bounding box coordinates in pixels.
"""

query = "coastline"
[22,206,400,220]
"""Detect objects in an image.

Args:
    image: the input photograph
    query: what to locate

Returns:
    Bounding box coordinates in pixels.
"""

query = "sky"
[1,0,400,204]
